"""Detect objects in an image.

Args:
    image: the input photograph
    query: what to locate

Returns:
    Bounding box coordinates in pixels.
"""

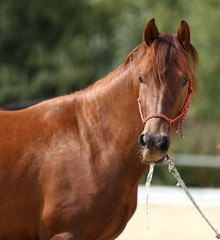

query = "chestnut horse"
[0,18,198,239]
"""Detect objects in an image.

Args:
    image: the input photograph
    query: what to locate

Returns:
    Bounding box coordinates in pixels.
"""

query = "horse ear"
[177,19,190,50]
[143,18,159,47]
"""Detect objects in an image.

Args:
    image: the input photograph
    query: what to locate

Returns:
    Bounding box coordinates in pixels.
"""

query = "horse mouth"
[148,156,165,165]
[142,147,166,164]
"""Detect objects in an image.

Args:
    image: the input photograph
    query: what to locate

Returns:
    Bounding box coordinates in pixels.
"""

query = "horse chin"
[142,148,166,165]
[153,156,165,165]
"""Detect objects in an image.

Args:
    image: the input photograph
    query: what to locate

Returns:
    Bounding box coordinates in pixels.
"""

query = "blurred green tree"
[0,0,219,123]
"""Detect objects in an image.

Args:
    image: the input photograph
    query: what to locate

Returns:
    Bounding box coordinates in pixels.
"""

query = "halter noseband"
[137,79,194,138]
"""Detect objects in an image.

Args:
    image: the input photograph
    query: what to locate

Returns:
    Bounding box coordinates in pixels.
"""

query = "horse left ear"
[177,19,190,50]
[143,18,159,47]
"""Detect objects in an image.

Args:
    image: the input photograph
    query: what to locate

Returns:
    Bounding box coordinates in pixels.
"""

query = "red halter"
[137,79,194,138]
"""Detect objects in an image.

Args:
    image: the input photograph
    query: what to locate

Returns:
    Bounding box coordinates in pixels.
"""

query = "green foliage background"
[1,0,220,117]
[0,0,219,186]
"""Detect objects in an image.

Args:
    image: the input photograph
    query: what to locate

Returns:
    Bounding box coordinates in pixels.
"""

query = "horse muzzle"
[138,133,170,163]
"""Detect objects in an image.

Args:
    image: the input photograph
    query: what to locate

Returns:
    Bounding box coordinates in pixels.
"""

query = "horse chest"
[78,169,138,239]
[40,149,138,239]
[86,190,137,240]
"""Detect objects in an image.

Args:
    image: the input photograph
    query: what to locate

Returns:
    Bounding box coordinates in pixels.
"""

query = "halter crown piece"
[137,78,194,138]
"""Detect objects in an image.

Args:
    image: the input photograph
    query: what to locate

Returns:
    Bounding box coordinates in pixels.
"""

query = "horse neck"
[90,63,142,140]
[83,62,147,183]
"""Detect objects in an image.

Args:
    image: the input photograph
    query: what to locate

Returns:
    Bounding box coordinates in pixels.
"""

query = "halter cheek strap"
[137,79,194,138]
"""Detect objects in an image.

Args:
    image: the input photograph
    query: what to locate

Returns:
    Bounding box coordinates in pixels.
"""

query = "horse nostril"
[139,133,170,152]
[156,135,170,152]
[138,133,148,147]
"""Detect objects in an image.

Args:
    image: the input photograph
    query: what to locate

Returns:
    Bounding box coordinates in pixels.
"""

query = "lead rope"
[166,155,220,239]
[145,163,155,230]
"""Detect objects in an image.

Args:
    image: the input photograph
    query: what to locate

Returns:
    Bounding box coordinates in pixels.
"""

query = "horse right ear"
[143,18,159,47]
[177,19,191,50]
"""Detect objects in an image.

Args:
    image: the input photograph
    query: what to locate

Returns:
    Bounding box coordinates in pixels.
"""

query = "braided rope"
[166,155,220,239]
[137,79,194,138]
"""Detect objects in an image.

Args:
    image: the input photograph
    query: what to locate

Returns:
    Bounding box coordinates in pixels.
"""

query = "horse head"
[137,18,198,163]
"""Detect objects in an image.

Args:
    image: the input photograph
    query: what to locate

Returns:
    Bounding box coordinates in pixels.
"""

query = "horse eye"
[182,77,188,87]
[139,74,144,83]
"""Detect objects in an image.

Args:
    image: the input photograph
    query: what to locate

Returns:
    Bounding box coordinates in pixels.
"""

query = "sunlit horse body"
[0,18,198,239]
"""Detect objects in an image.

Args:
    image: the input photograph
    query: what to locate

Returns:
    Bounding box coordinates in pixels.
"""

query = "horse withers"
[0,18,198,239]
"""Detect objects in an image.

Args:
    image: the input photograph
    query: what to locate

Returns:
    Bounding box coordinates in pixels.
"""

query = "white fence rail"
[138,186,220,206]
[169,154,220,168]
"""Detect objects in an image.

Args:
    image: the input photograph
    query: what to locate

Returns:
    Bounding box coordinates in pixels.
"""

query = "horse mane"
[124,33,199,91]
